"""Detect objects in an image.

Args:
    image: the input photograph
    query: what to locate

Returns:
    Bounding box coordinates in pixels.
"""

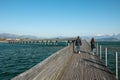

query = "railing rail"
[96,43,119,80]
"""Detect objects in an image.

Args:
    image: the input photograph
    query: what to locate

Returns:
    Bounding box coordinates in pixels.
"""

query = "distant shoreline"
[0,41,8,43]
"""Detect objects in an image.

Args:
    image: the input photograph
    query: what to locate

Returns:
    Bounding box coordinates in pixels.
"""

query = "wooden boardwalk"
[12,40,116,80]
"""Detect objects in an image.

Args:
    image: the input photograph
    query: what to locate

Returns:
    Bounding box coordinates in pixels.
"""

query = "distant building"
[6,38,21,41]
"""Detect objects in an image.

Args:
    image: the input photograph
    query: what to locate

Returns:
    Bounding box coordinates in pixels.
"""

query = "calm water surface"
[0,42,65,80]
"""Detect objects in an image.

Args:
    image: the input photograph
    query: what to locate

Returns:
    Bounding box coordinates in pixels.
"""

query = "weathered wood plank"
[60,40,116,80]
[12,40,116,80]
[12,46,73,80]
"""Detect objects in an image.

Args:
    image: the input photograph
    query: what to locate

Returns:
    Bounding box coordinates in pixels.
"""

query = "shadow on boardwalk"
[83,58,113,75]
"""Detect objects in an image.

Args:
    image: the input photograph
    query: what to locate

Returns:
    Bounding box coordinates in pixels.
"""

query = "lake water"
[1,41,119,80]
[0,42,65,80]
[97,41,120,80]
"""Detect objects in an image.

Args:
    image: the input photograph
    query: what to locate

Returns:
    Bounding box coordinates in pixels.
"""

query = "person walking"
[72,38,75,53]
[75,36,82,53]
[90,37,96,54]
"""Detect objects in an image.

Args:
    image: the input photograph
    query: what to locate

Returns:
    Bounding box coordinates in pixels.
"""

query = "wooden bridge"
[12,40,116,80]
[8,39,72,46]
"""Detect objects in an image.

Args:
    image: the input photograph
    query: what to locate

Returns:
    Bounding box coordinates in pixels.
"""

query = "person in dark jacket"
[90,38,96,53]
[75,36,82,53]
[72,39,75,53]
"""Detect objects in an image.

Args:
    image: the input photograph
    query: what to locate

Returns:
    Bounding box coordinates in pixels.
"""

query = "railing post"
[105,48,108,66]
[100,45,102,59]
[116,52,118,80]
[97,43,98,55]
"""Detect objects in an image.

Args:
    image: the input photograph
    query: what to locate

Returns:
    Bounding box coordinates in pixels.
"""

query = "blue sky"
[0,0,120,37]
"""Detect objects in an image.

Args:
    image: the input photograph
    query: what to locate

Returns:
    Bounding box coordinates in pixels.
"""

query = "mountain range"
[83,34,120,41]
[0,33,120,41]
[0,33,38,39]
[94,34,120,41]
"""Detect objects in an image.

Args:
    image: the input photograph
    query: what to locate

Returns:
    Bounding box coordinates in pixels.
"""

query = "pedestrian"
[90,37,96,54]
[72,38,75,53]
[75,36,82,53]
[67,40,70,46]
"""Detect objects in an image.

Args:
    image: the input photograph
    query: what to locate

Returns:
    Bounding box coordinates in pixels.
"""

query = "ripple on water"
[0,43,65,80]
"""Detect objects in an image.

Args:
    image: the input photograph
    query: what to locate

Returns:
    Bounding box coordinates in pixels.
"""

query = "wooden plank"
[12,46,73,80]
[60,40,116,80]
[12,40,116,80]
